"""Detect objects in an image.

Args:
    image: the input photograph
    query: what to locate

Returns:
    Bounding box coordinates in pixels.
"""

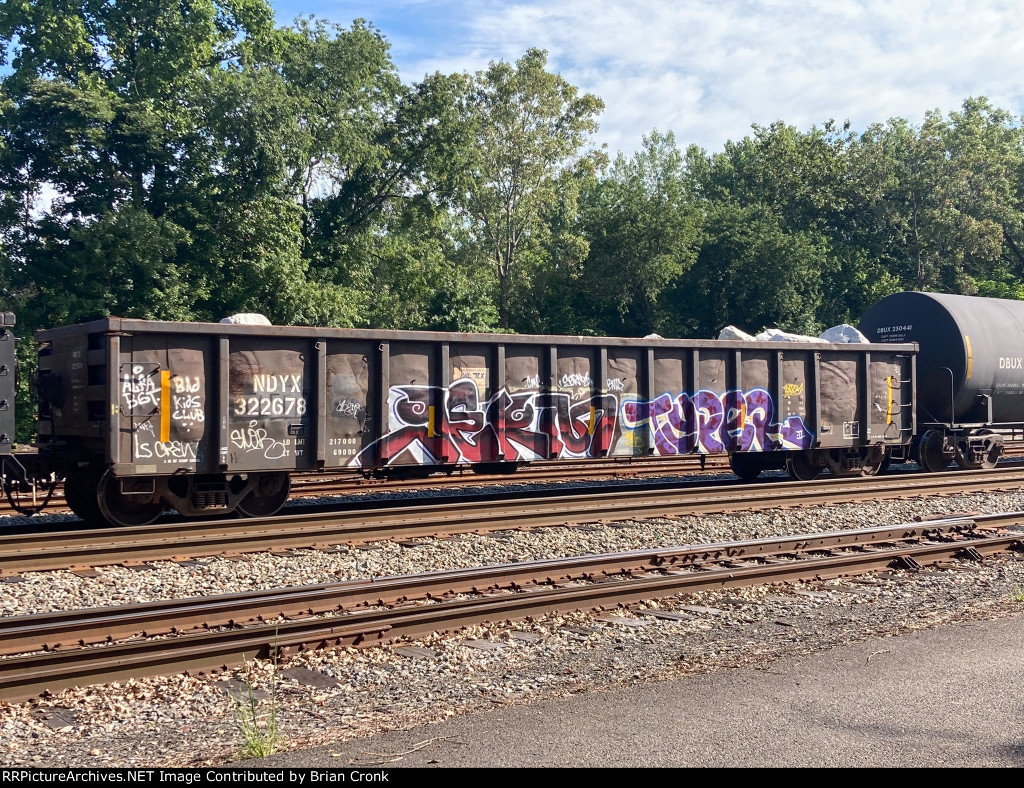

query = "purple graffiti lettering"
[622,393,696,455]
[770,415,814,450]
[694,390,725,454]
[620,387,812,456]
[735,388,774,451]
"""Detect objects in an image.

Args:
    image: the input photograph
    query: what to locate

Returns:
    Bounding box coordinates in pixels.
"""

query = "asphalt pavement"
[249,613,1024,768]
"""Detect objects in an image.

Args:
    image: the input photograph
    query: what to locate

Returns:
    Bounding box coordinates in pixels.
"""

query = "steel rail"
[0,516,996,656]
[4,466,1024,574]
[1,524,1020,704]
[0,455,737,517]
[7,437,1024,518]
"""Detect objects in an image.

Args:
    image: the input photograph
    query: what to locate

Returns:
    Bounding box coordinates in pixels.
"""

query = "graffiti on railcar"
[349,381,814,467]
[227,350,311,465]
[619,387,813,455]
[124,358,208,466]
[121,364,161,412]
[349,379,616,466]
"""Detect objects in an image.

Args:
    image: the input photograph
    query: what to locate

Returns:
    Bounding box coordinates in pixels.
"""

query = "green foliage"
[846,98,1024,295]
[458,48,606,328]
[13,337,36,445]
[975,277,1024,300]
[574,130,700,335]
[669,201,827,338]
[229,658,281,760]
[4,0,1024,375]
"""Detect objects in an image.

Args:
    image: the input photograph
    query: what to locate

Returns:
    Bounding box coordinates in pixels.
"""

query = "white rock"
[219,313,272,325]
[753,327,827,343]
[818,324,870,343]
[717,325,755,341]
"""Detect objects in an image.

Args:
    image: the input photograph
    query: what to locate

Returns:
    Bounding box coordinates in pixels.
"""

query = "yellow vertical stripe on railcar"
[886,375,894,425]
[428,405,435,438]
[160,370,171,442]
[588,405,596,435]
[965,335,973,380]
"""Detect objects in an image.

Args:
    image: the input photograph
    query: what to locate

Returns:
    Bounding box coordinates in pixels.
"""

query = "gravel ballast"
[1,482,1023,767]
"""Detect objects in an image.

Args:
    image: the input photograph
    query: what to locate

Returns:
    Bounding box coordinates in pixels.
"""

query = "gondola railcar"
[0,313,921,526]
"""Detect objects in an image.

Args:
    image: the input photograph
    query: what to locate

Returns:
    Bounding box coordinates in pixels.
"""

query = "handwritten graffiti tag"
[121,364,159,412]
[230,421,289,460]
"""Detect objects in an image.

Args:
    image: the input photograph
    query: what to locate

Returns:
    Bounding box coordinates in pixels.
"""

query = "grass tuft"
[229,657,281,760]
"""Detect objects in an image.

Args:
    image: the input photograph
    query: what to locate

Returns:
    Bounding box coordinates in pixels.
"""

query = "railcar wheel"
[729,453,763,482]
[63,473,105,524]
[237,473,291,518]
[917,429,953,473]
[955,429,1002,470]
[97,471,166,527]
[786,451,821,481]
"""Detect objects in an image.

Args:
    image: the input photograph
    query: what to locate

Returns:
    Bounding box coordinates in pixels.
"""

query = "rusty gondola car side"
[23,317,918,526]
[0,312,15,456]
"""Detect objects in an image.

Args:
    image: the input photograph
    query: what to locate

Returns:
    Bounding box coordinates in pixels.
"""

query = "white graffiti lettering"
[230,420,288,460]
[559,373,593,389]
[334,399,362,417]
[133,431,198,462]
[173,375,201,394]
[172,394,205,424]
[134,433,153,459]
[153,440,198,460]
[121,364,159,411]
[606,378,626,392]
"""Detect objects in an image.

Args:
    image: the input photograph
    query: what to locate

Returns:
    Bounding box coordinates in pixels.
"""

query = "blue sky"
[271,0,1024,157]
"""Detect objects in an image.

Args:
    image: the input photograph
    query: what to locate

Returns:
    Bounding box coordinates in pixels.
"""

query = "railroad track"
[6,438,1024,518]
[0,455,735,517]
[5,464,1024,575]
[1,514,1021,704]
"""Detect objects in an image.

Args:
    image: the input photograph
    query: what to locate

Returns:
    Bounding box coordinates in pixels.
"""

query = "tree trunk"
[912,196,923,291]
[498,272,510,329]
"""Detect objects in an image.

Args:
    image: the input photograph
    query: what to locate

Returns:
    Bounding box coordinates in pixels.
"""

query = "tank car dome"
[858,291,1024,424]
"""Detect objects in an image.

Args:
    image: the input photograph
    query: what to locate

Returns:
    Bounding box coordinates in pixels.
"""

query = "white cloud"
[287,0,1024,155]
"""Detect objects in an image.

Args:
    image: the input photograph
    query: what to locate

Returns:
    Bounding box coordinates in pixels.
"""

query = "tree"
[687,120,898,328]
[575,130,700,335]
[0,0,280,325]
[457,48,605,329]
[300,67,483,329]
[0,4,427,329]
[669,201,826,338]
[846,98,1024,295]
[699,120,852,236]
